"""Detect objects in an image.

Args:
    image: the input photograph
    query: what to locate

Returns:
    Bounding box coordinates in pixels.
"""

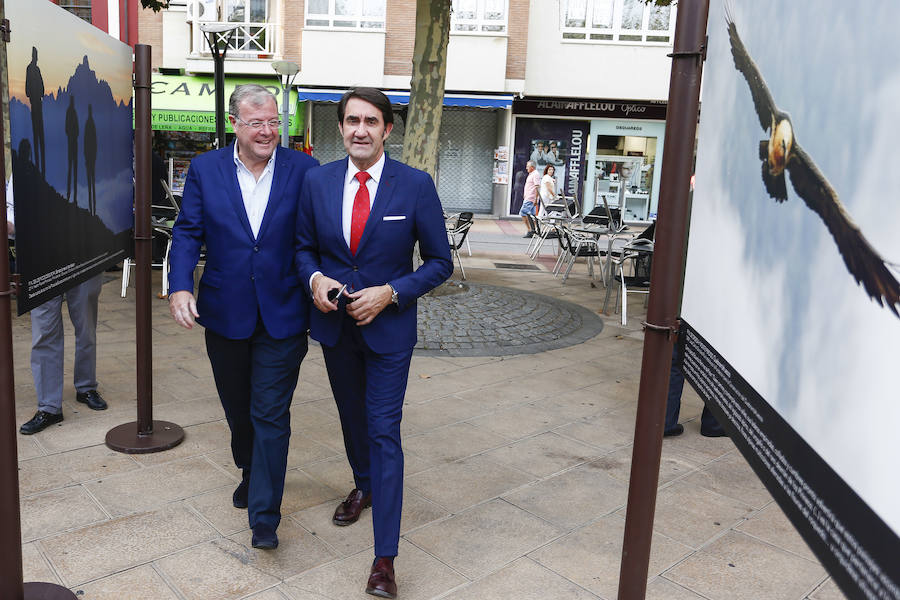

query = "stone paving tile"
[152,396,225,428]
[286,432,342,470]
[664,531,826,600]
[589,444,702,487]
[290,500,374,557]
[298,456,356,496]
[503,463,628,530]
[186,485,251,536]
[401,394,487,433]
[86,456,232,516]
[40,503,217,587]
[156,538,281,599]
[441,557,600,600]
[280,469,343,515]
[22,541,62,586]
[226,519,338,581]
[22,411,130,454]
[736,501,818,562]
[482,431,600,478]
[645,577,707,600]
[20,486,108,542]
[17,434,44,461]
[682,451,773,509]
[638,480,754,549]
[280,540,467,600]
[246,589,292,600]
[809,578,849,600]
[552,413,637,454]
[72,564,180,600]
[467,403,572,441]
[402,422,509,463]
[406,454,533,513]
[528,514,692,599]
[405,499,564,580]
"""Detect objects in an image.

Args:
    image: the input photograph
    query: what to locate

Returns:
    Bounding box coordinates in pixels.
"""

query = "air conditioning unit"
[187,0,217,22]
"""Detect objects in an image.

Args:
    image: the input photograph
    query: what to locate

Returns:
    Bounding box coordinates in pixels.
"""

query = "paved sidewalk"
[11,218,845,600]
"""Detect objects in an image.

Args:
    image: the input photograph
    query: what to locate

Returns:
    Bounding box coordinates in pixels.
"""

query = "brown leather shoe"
[332,488,372,526]
[366,557,396,598]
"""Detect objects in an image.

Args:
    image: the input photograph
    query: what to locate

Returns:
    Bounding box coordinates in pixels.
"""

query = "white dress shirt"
[342,152,385,246]
[309,152,386,290]
[233,144,276,239]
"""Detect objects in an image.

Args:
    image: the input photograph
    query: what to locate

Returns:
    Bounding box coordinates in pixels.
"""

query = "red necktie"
[349,171,371,255]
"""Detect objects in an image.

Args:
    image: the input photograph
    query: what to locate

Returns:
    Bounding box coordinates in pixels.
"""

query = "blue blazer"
[295,156,452,354]
[169,144,319,340]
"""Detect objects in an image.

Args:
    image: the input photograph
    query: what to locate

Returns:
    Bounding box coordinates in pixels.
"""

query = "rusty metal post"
[105,44,183,454]
[616,1,710,598]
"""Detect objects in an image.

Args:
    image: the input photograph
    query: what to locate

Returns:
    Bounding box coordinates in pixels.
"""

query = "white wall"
[524,1,672,100]
[445,34,508,92]
[298,30,385,87]
[162,6,191,70]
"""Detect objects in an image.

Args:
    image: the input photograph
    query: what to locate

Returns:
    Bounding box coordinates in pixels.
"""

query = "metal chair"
[560,224,602,285]
[121,179,180,298]
[603,222,656,324]
[447,211,474,280]
[444,211,473,257]
[528,214,561,259]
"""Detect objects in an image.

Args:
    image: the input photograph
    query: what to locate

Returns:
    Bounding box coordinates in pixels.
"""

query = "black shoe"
[522,231,534,238]
[76,390,107,411]
[251,525,278,549]
[233,476,249,509]
[701,426,728,438]
[20,411,63,435]
[663,424,684,437]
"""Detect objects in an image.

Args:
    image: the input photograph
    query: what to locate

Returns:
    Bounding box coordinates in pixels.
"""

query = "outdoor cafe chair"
[447,211,474,280]
[526,214,561,259]
[445,211,472,256]
[560,224,601,285]
[603,222,656,325]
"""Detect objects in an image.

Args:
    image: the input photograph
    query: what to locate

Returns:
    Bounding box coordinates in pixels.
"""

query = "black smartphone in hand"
[327,283,348,303]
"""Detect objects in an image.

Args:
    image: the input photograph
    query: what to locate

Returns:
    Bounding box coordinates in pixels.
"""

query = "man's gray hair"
[526,160,535,168]
[229,84,277,119]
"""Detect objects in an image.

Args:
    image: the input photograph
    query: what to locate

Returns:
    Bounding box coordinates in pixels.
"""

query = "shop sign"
[143,74,303,135]
[513,98,667,120]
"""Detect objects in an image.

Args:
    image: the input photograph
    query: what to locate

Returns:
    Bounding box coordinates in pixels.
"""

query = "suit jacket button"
[254,246,259,252]
[352,266,358,271]
[250,275,255,281]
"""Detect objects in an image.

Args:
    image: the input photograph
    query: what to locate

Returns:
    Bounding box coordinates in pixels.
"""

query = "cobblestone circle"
[414,282,604,357]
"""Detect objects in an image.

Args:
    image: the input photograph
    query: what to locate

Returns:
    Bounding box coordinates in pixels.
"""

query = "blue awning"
[294,88,513,109]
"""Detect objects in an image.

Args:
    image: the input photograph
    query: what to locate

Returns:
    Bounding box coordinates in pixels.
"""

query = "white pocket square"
[383,215,406,221]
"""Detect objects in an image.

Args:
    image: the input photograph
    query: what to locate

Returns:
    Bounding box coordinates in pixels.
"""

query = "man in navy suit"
[296,88,452,598]
[168,84,318,550]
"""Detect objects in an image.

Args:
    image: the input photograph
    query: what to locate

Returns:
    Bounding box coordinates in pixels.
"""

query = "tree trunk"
[401,0,451,177]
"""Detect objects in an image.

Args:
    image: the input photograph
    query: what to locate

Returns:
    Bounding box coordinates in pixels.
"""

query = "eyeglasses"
[234,117,282,130]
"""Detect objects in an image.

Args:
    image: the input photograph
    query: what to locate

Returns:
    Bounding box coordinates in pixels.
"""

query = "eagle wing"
[726,9,778,131]
[787,145,900,316]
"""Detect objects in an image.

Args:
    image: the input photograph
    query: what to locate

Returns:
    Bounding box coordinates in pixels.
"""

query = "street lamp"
[271,61,300,148]
[200,22,239,149]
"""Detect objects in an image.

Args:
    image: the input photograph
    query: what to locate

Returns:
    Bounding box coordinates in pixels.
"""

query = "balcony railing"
[191,21,275,58]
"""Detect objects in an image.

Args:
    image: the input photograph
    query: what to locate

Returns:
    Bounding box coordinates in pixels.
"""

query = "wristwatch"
[387,283,399,305]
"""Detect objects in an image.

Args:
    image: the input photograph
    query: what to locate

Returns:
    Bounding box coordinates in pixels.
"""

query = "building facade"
[138,0,676,220]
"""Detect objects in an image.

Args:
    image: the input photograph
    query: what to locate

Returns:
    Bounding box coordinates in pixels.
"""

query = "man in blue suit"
[168,84,318,550]
[295,88,452,598]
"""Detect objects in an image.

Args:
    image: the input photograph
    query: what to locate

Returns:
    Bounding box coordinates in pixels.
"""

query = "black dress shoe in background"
[663,423,684,437]
[76,390,107,411]
[333,488,372,526]
[366,556,397,599]
[20,411,63,435]
[701,426,728,438]
[251,524,278,549]
[233,475,250,509]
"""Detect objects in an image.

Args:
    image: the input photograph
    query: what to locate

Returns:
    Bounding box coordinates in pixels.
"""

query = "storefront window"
[560,0,675,44]
[59,0,92,22]
[306,0,386,30]
[594,134,657,221]
[452,0,508,34]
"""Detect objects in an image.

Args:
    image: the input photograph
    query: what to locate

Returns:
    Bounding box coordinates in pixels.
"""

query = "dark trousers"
[205,322,307,531]
[322,315,413,558]
[666,342,724,435]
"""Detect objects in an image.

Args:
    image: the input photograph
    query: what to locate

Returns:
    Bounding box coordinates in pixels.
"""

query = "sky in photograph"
[6,0,132,106]
[682,0,900,534]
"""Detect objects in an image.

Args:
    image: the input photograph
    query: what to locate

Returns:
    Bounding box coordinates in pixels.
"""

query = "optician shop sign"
[513,97,667,120]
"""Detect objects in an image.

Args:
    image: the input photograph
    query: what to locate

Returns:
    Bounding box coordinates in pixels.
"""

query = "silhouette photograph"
[7,0,134,313]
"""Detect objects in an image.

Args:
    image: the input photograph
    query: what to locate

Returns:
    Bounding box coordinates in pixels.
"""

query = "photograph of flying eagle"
[726,9,900,318]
